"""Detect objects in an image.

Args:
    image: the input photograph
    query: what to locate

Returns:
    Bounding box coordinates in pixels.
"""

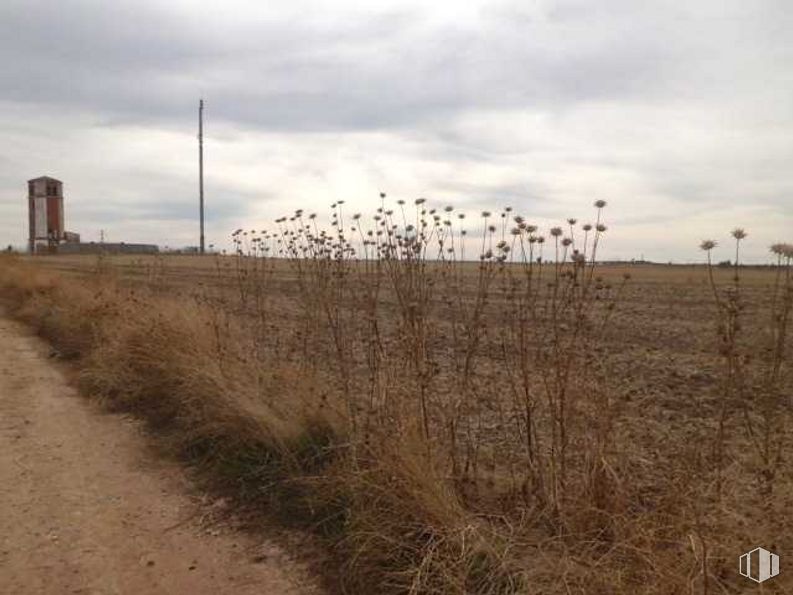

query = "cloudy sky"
[1,0,791,261]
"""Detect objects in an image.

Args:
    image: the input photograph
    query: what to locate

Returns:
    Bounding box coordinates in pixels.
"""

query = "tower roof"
[28,176,62,184]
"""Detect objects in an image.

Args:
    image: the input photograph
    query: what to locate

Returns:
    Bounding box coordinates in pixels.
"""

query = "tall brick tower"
[28,176,64,253]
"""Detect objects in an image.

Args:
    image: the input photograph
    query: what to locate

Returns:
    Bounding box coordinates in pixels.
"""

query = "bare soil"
[0,313,322,595]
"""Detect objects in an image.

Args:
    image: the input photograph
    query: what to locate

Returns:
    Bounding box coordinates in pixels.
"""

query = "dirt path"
[0,314,323,595]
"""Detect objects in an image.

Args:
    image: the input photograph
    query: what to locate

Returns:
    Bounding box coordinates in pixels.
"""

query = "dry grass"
[1,203,791,594]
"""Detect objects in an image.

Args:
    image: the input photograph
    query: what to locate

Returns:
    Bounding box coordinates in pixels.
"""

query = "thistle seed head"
[771,242,793,257]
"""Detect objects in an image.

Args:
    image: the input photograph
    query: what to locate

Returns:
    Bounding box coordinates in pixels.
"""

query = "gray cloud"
[0,0,694,130]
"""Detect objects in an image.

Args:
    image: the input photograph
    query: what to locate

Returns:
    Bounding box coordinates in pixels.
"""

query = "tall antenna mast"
[199,98,205,254]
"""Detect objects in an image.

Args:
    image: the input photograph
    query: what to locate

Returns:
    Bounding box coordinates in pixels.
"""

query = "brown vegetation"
[1,202,791,594]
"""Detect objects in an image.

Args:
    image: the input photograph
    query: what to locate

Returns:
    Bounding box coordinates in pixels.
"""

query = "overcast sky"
[1,0,791,261]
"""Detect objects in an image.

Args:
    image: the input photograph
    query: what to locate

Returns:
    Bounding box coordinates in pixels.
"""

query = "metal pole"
[199,99,205,254]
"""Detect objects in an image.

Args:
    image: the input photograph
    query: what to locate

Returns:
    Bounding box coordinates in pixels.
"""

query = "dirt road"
[0,314,322,595]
